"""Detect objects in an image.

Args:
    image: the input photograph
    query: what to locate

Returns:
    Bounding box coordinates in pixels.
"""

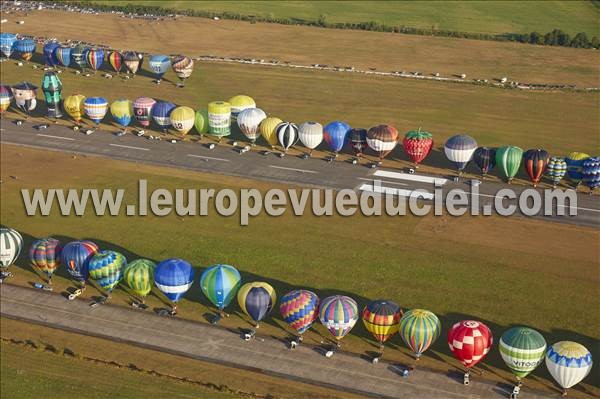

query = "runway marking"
[359,183,434,200]
[269,165,318,174]
[357,177,408,187]
[36,133,75,141]
[187,154,230,162]
[374,170,448,185]
[109,143,150,151]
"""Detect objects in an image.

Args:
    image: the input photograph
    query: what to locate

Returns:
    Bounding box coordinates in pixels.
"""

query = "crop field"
[88,0,600,37]
[3,10,599,87]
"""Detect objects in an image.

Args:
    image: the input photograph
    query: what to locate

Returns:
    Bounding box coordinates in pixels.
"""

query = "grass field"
[4,10,599,87]
[88,0,600,37]
[1,146,598,397]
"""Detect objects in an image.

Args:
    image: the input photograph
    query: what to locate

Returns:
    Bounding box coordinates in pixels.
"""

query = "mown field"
[3,10,599,87]
[0,146,598,398]
[88,0,600,37]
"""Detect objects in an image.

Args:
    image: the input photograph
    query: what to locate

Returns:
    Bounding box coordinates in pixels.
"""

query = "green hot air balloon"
[123,259,156,303]
[496,146,523,183]
[194,108,209,137]
[88,250,126,295]
[500,326,546,395]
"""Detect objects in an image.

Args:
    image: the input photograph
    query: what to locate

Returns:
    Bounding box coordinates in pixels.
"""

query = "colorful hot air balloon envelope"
[151,101,176,131]
[448,320,493,369]
[362,299,402,345]
[496,146,524,182]
[546,157,567,188]
[207,101,231,139]
[43,41,60,67]
[133,97,156,127]
[444,134,477,173]
[107,51,123,73]
[41,71,63,119]
[523,149,549,187]
[171,55,194,85]
[349,128,368,157]
[582,157,600,190]
[473,147,496,176]
[88,250,126,293]
[85,48,104,71]
[324,121,351,154]
[545,341,593,392]
[194,108,209,135]
[399,309,441,359]
[499,327,546,380]
[170,106,195,135]
[298,122,323,154]
[123,259,156,299]
[110,99,133,128]
[64,94,86,124]
[11,82,37,114]
[60,240,98,282]
[148,54,171,81]
[237,108,266,143]
[0,228,23,269]
[319,295,359,340]
[83,97,108,125]
[0,32,17,59]
[402,129,433,166]
[29,237,61,280]
[71,44,88,70]
[123,51,143,75]
[15,38,35,61]
[565,152,591,185]
[280,289,319,335]
[237,282,276,325]
[0,85,13,114]
[276,122,299,152]
[154,258,194,302]
[200,264,242,311]
[54,46,71,68]
[367,124,399,161]
[260,117,283,148]
[228,95,255,120]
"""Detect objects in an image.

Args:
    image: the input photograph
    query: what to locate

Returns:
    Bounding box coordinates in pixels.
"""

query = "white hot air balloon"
[444,134,478,175]
[545,341,593,396]
[276,122,299,154]
[0,227,23,281]
[298,121,323,156]
[237,108,267,145]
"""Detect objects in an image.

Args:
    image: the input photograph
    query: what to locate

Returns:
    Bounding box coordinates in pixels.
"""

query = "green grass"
[89,0,600,37]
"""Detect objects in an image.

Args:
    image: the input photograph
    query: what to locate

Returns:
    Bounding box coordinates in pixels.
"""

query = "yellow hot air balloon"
[109,99,133,130]
[228,95,255,121]
[64,94,86,125]
[170,106,195,135]
[260,117,282,148]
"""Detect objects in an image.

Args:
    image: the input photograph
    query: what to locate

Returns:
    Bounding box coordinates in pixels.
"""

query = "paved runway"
[1,120,598,227]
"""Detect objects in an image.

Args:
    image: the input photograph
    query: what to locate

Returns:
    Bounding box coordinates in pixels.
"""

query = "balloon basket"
[463,371,470,386]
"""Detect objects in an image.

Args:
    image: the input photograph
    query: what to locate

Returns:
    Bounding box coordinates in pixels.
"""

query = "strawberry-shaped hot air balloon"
[403,128,433,167]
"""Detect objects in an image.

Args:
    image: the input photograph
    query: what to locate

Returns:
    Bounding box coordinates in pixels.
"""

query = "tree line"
[61,1,599,49]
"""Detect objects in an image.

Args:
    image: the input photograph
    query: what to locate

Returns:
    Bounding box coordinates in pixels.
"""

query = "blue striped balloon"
[154,258,194,302]
[151,101,176,130]
[14,38,35,61]
[148,55,171,80]
[83,97,108,124]
[200,264,242,310]
[86,48,104,71]
[444,134,478,172]
[54,46,71,67]
[0,32,17,58]
[43,41,60,66]
[323,121,351,153]
[60,241,98,282]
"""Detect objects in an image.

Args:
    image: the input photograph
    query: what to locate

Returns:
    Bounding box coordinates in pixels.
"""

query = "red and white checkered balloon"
[447,320,493,368]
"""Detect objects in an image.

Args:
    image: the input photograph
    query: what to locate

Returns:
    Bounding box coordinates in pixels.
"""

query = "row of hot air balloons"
[0,226,594,395]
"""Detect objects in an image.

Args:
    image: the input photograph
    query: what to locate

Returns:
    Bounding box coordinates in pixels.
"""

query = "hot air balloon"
[29,237,61,284]
[85,48,104,72]
[14,38,35,61]
[473,147,496,177]
[499,326,546,394]
[298,121,323,156]
[11,82,37,117]
[88,250,126,294]
[362,299,401,357]
[123,259,156,303]
[151,101,176,131]
[54,46,71,68]
[171,55,194,87]
[566,152,591,187]
[448,320,493,384]
[496,146,524,183]
[582,157,600,192]
[110,99,133,131]
[60,240,98,285]
[193,108,209,137]
[170,106,195,135]
[348,128,368,157]
[0,32,17,59]
[107,50,123,73]
[123,51,143,75]
[546,341,593,396]
[319,295,359,346]
[367,124,399,163]
[237,108,266,145]
[200,264,241,320]
[402,129,433,167]
[276,122,299,154]
[546,157,568,188]
[148,54,170,83]
[41,71,63,119]
[83,97,108,126]
[399,309,441,360]
[64,94,86,126]
[260,117,283,149]
[0,227,23,272]
[444,134,477,175]
[228,95,255,121]
[0,85,13,114]
[154,258,194,310]
[237,282,276,328]
[71,44,88,71]
[280,289,319,342]
[43,41,60,67]
[133,97,156,128]
[324,121,350,157]
[207,101,231,141]
[523,149,549,187]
